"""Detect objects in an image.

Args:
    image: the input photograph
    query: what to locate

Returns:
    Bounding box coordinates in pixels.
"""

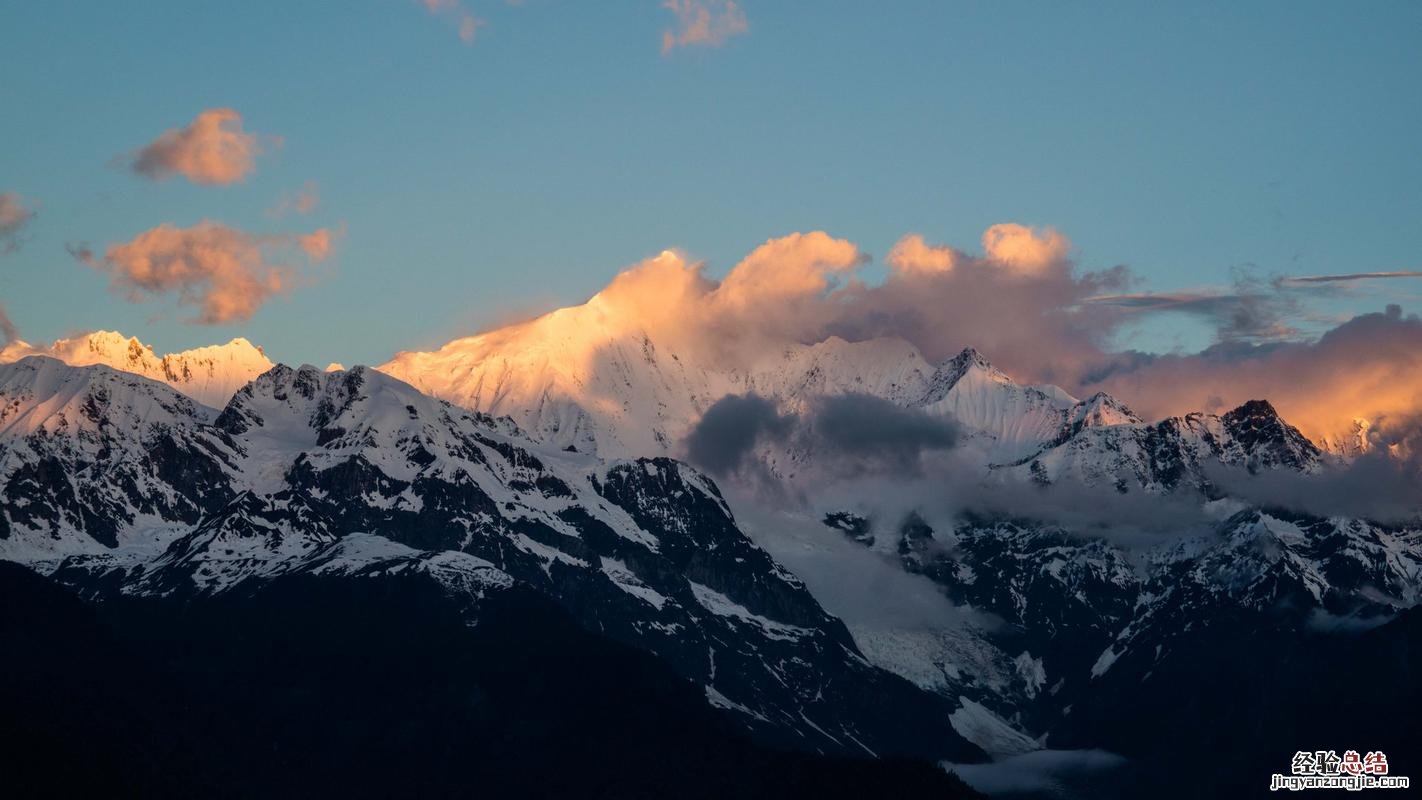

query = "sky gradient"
[2,0,1420,368]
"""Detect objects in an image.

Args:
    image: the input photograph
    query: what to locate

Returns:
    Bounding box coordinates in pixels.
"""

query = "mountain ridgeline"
[1,322,1417,798]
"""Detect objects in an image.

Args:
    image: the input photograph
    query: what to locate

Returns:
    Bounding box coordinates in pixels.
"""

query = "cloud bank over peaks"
[1085,304,1422,446]
[586,224,1422,448]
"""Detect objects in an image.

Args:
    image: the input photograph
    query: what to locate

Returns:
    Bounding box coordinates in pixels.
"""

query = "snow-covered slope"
[1,330,273,409]
[5,357,981,763]
[379,294,1131,465]
[0,357,237,559]
[380,307,1329,498]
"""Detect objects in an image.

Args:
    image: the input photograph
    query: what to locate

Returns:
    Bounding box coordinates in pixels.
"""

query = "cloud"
[267,181,320,218]
[886,234,959,275]
[684,393,793,477]
[724,486,998,633]
[716,230,858,314]
[683,391,960,485]
[0,302,17,344]
[1088,278,1300,343]
[807,394,960,473]
[73,221,337,324]
[1279,270,1422,285]
[418,0,484,44]
[946,749,1127,796]
[980,223,1070,274]
[467,222,1422,451]
[1204,411,1422,524]
[660,0,748,54]
[577,224,1126,390]
[0,192,37,254]
[1083,304,1422,446]
[128,108,263,185]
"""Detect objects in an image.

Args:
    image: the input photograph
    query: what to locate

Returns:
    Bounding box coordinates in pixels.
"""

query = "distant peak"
[950,346,992,368]
[0,329,275,409]
[936,346,1007,383]
[1224,398,1279,420]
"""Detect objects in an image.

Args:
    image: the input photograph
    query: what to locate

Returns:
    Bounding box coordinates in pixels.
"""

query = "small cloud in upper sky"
[71,221,338,324]
[419,0,485,44]
[127,108,264,185]
[267,181,320,219]
[0,192,37,254]
[661,0,748,54]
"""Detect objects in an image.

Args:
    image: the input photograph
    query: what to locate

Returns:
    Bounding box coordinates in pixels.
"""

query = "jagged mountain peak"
[929,346,1012,392]
[1220,398,1321,468]
[0,329,274,409]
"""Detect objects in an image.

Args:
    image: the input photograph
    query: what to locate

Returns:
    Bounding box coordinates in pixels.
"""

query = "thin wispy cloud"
[267,181,320,219]
[71,221,338,324]
[0,302,17,344]
[0,192,37,254]
[660,0,748,54]
[1279,270,1422,285]
[126,108,265,186]
[1086,283,1300,343]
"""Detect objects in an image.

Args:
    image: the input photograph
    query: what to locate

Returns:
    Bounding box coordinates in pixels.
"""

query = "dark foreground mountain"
[0,560,978,799]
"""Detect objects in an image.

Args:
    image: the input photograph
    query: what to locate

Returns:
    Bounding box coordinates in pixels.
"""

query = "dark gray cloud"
[684,392,961,482]
[683,393,793,477]
[808,393,960,473]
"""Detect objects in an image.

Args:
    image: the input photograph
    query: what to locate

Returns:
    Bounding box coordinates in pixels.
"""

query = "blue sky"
[2,0,1419,367]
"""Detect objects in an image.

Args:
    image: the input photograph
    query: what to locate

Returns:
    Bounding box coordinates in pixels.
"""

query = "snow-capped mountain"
[378,298,1140,464]
[821,500,1422,761]
[3,356,981,763]
[3,331,1416,795]
[380,304,1334,502]
[1003,397,1325,493]
[0,330,273,408]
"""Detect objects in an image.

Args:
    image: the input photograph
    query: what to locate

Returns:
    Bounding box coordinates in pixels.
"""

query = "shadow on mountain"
[0,561,978,799]
[1050,608,1422,799]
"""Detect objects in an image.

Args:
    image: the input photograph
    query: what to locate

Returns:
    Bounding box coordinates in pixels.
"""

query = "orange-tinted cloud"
[75,221,336,324]
[418,0,484,44]
[129,108,262,185]
[886,233,959,275]
[981,223,1069,274]
[661,0,748,54]
[573,225,1122,385]
[454,224,1422,448]
[1083,305,1422,447]
[0,192,37,254]
[715,231,865,310]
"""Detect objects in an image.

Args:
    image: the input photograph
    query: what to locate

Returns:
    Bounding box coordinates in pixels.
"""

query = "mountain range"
[2,319,1418,798]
